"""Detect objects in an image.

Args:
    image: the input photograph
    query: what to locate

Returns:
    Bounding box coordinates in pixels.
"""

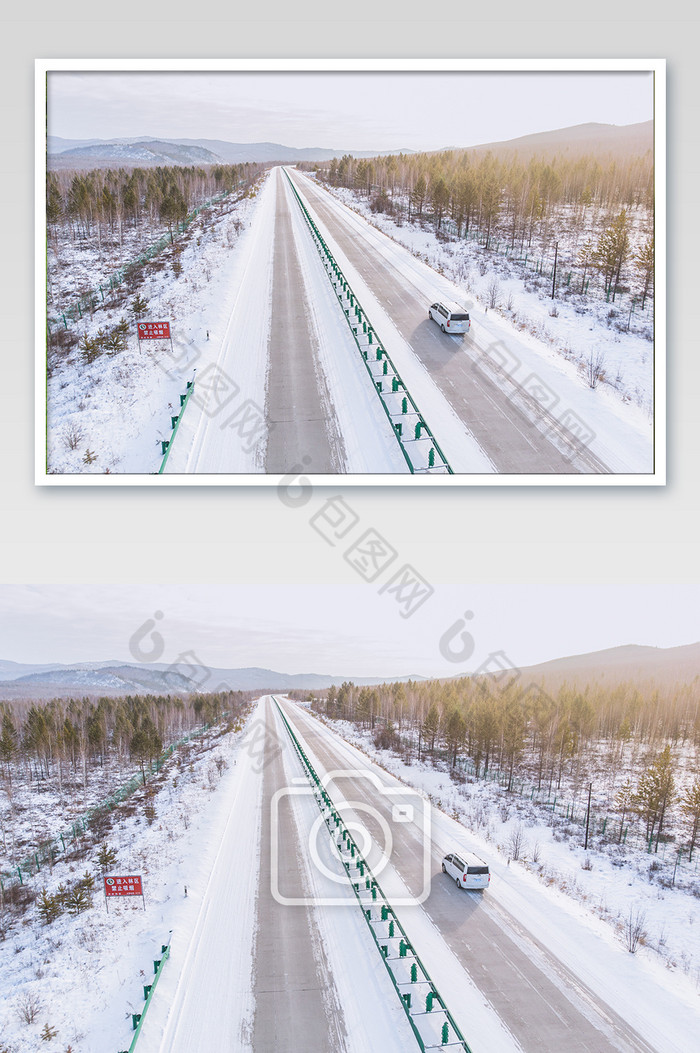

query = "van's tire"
[441,863,446,873]
[441,324,446,332]
[455,877,461,889]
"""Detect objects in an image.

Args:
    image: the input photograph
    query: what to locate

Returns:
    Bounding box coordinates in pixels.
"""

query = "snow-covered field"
[0,715,250,1052]
[44,166,658,479]
[46,183,266,475]
[310,709,700,1007]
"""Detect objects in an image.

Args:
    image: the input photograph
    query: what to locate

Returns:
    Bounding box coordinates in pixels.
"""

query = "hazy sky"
[47,69,654,152]
[0,585,695,678]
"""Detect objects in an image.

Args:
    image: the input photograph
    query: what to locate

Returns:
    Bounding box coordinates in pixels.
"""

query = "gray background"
[4,3,696,588]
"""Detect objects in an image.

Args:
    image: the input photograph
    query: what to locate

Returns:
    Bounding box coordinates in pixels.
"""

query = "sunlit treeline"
[314,676,700,778]
[312,676,700,854]
[314,149,653,240]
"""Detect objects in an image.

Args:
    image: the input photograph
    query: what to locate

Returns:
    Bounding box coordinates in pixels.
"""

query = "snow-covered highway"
[160,166,652,477]
[287,172,609,476]
[134,697,694,1053]
[277,699,660,1053]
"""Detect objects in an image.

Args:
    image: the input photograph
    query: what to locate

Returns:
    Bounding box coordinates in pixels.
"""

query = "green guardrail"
[282,170,453,476]
[273,697,471,1052]
[117,935,172,1053]
[159,372,196,473]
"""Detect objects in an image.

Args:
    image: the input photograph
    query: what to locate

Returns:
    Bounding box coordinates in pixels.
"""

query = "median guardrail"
[273,698,471,1052]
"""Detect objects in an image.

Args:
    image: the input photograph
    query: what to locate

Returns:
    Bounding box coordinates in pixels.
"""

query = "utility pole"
[584,782,593,850]
[551,241,559,299]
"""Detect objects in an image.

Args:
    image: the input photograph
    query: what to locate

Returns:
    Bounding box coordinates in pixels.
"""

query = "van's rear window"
[451,313,470,321]
[467,866,489,875]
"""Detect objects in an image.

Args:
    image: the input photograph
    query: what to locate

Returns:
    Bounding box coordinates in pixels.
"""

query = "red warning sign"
[104,874,143,897]
[137,322,171,339]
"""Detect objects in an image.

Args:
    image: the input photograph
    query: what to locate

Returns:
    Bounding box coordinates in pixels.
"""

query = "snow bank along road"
[143,696,676,1053]
[167,165,629,475]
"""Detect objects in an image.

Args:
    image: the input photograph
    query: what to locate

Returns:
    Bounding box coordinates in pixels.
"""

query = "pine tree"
[480,174,502,249]
[577,239,595,294]
[431,177,450,232]
[411,175,428,219]
[615,778,634,843]
[632,744,675,851]
[681,777,700,861]
[444,708,467,767]
[593,210,629,301]
[422,703,441,754]
[0,708,17,779]
[65,872,94,914]
[130,717,162,778]
[79,333,100,365]
[46,178,63,229]
[37,888,63,925]
[634,235,654,309]
[96,843,118,873]
[356,688,372,728]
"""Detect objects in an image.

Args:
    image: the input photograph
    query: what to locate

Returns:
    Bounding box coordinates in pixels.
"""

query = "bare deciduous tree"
[487,278,501,309]
[508,822,526,861]
[586,350,606,389]
[624,906,647,953]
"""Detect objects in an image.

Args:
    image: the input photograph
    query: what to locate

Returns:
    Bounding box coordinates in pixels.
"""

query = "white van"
[442,850,490,890]
[428,302,470,335]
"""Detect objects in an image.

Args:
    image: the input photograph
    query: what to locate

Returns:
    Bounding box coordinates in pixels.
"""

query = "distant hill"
[46,135,414,169]
[47,138,221,168]
[459,120,653,161]
[0,660,425,698]
[46,121,652,171]
[501,641,700,689]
